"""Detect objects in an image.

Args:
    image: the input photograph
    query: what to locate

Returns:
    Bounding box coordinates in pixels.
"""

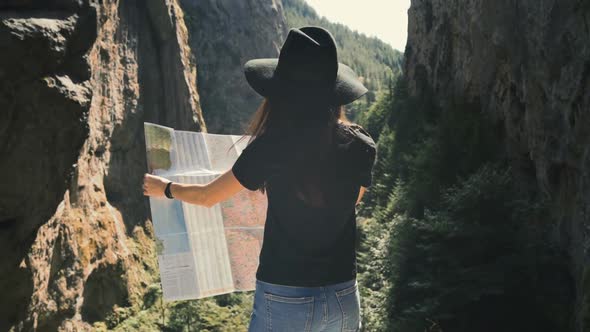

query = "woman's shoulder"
[336,121,376,148]
[335,120,367,132]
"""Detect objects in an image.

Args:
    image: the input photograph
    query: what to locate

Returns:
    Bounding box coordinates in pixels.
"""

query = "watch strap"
[164,181,174,199]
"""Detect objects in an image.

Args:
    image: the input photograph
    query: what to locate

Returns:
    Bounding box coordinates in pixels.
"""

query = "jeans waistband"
[256,278,356,290]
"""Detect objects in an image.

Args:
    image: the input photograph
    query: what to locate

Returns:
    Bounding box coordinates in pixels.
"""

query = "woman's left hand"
[143,173,169,197]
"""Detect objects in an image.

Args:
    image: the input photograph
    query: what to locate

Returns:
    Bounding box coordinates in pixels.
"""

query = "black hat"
[243,26,368,106]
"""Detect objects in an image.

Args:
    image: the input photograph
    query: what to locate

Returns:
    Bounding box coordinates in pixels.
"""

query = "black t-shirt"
[231,121,377,286]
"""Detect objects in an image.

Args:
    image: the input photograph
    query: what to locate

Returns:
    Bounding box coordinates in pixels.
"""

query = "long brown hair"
[233,97,352,205]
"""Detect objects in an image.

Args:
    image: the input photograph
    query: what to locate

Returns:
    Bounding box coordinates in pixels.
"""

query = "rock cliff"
[0,0,205,330]
[180,0,288,134]
[405,0,590,330]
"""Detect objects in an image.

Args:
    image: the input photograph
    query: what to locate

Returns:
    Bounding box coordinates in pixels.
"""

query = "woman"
[143,26,377,332]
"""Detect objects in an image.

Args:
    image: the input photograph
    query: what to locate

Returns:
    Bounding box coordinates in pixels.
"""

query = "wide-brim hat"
[243,26,368,106]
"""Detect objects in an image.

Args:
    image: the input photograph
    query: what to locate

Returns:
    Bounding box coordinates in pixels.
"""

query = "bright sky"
[304,0,410,51]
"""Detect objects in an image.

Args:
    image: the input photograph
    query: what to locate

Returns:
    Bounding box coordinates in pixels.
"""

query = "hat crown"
[275,27,339,84]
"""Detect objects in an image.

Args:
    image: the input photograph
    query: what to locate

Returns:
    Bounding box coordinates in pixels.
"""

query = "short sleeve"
[231,133,281,191]
[349,124,377,187]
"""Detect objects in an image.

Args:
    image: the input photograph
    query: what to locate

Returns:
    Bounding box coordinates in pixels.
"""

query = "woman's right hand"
[143,173,169,198]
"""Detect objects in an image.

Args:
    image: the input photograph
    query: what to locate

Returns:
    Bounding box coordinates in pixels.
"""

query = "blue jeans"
[248,278,362,332]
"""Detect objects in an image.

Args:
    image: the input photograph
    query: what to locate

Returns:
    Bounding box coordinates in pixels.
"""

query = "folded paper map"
[144,122,266,301]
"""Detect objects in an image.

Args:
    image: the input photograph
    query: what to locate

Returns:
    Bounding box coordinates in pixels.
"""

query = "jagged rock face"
[0,1,94,330]
[405,0,590,330]
[180,0,288,134]
[0,0,205,330]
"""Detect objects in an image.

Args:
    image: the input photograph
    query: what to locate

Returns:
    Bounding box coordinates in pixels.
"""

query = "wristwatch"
[164,181,174,199]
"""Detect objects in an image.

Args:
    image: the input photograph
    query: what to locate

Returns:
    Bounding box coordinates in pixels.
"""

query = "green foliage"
[93,281,253,331]
[355,74,573,331]
[168,298,252,332]
[357,181,408,331]
[143,283,163,309]
[355,88,394,142]
[385,166,566,332]
[357,215,392,332]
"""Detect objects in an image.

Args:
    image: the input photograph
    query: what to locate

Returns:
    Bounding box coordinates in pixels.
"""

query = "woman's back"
[231,121,377,286]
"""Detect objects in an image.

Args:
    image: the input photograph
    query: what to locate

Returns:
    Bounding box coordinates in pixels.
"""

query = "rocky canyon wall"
[179,0,288,134]
[0,0,205,330]
[405,0,590,330]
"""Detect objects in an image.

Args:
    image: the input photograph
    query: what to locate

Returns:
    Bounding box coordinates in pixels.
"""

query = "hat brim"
[244,58,369,106]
